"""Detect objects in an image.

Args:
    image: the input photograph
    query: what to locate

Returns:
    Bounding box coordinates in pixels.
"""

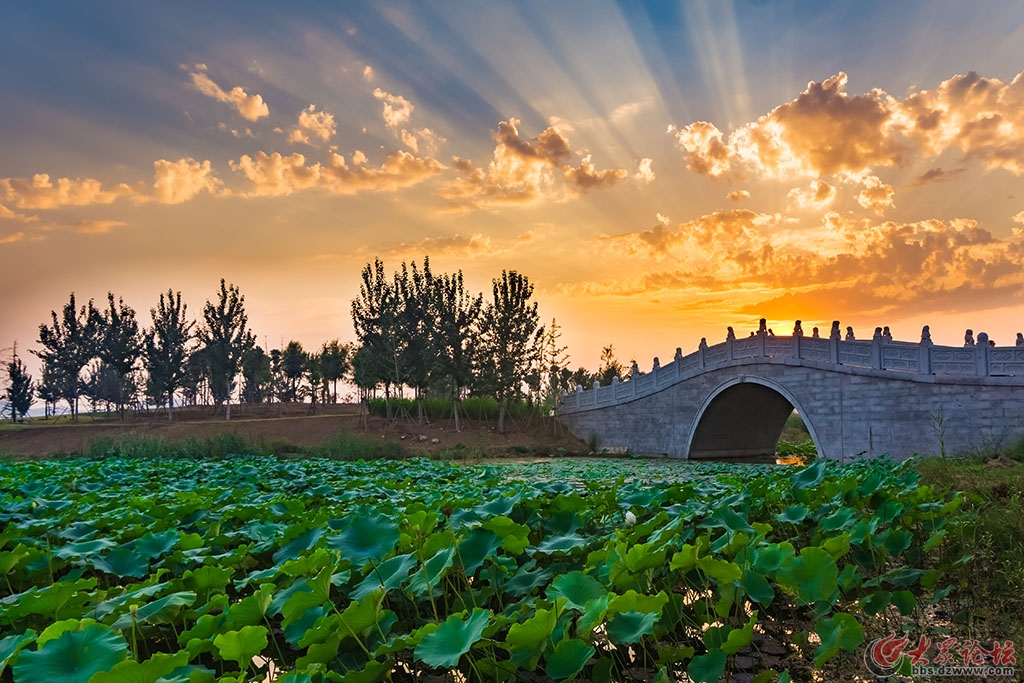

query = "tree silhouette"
[97,292,142,421]
[144,290,194,421]
[431,269,482,432]
[32,293,100,420]
[198,280,252,420]
[4,348,35,422]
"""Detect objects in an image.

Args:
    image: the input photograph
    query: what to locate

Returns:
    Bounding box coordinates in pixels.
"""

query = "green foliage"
[3,353,34,422]
[0,454,971,680]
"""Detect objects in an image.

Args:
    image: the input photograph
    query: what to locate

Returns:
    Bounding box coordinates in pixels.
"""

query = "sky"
[2,0,1024,381]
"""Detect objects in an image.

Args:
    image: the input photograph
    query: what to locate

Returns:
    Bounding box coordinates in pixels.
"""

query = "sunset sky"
[3,1,1024,380]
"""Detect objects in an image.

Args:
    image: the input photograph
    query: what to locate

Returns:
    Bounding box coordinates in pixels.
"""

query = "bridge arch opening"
[686,377,822,461]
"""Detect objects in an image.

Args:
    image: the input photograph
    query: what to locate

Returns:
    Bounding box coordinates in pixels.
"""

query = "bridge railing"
[558,320,1024,413]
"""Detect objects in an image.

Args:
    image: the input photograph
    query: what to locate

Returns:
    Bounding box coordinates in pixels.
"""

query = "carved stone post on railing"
[793,320,803,359]
[574,384,582,410]
[726,326,736,360]
[699,338,708,370]
[976,332,990,376]
[675,347,683,378]
[611,376,619,404]
[871,327,883,369]
[830,320,841,364]
[882,326,893,343]
[919,325,933,374]
[652,357,660,385]
[757,318,768,357]
[1017,333,1024,347]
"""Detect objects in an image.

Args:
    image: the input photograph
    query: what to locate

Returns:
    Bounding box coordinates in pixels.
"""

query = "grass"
[914,450,1024,645]
[366,395,547,421]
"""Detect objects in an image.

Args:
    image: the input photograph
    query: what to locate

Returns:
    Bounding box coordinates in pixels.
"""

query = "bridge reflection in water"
[557,319,1024,462]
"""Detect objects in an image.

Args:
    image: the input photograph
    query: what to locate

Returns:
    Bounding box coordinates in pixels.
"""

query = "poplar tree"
[144,290,194,421]
[351,259,403,417]
[477,270,543,433]
[32,293,100,420]
[199,280,252,420]
[97,292,142,421]
[4,348,35,422]
[431,269,482,432]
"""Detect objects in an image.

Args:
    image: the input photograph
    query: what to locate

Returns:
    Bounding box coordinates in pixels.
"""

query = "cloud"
[897,71,1024,173]
[610,97,654,123]
[439,118,626,211]
[727,189,750,202]
[387,232,494,258]
[656,212,670,225]
[399,127,444,154]
[217,122,255,138]
[229,149,445,197]
[667,120,732,177]
[363,65,375,82]
[855,174,895,214]
[787,179,836,210]
[635,158,655,184]
[914,166,966,186]
[188,69,269,122]
[575,208,1024,321]
[147,158,223,204]
[0,231,25,245]
[229,152,323,197]
[1013,210,1024,225]
[289,104,336,145]
[373,88,413,128]
[0,173,136,209]
[667,69,1024,187]
[73,219,127,234]
[0,203,36,222]
[564,155,628,193]
[384,230,536,259]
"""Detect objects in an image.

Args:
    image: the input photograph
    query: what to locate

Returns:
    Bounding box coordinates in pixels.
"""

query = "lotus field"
[0,455,966,682]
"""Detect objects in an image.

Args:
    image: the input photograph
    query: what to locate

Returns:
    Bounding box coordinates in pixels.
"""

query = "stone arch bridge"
[556,320,1024,461]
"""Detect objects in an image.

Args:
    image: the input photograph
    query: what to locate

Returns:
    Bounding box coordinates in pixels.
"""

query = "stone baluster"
[1016,333,1024,347]
[652,357,660,385]
[871,327,883,369]
[977,332,990,376]
[726,326,736,360]
[793,319,803,359]
[882,326,893,343]
[698,337,708,370]
[611,376,619,404]
[830,320,841,364]
[757,318,768,357]
[675,347,683,378]
[919,325,932,374]
[574,384,582,410]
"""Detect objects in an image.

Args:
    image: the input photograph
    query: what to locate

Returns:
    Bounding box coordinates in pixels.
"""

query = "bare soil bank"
[0,403,587,458]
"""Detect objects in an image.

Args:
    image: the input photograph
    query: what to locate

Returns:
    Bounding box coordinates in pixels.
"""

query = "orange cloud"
[634,158,655,184]
[0,231,25,245]
[855,174,895,215]
[188,68,269,122]
[440,118,626,211]
[289,104,336,145]
[564,155,628,193]
[0,173,136,209]
[372,88,413,128]
[147,158,223,204]
[787,179,836,210]
[229,149,445,197]
[669,69,1024,186]
[727,189,750,202]
[73,219,128,234]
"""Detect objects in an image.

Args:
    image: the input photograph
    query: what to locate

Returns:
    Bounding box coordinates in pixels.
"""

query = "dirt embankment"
[0,404,586,458]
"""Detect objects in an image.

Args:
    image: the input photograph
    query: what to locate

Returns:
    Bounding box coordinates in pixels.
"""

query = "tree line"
[2,259,633,431]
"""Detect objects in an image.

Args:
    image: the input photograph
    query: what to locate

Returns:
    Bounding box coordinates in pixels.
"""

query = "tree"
[398,259,435,420]
[144,290,194,422]
[318,340,351,404]
[198,280,252,420]
[431,269,482,432]
[36,361,61,418]
[533,318,570,405]
[597,344,628,386]
[477,270,543,433]
[240,345,272,404]
[32,293,100,420]
[351,259,404,417]
[4,348,35,422]
[97,293,142,421]
[280,340,306,403]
